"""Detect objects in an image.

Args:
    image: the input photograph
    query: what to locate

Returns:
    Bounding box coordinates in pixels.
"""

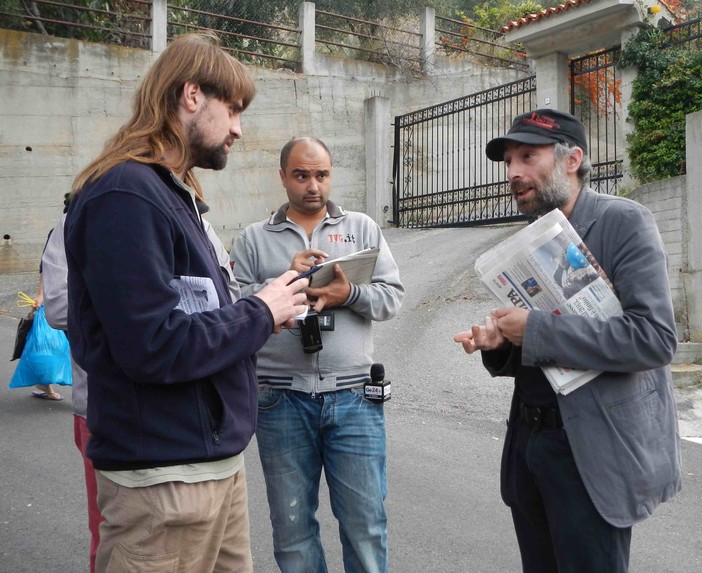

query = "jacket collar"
[148,163,201,223]
[567,185,597,239]
[268,200,346,226]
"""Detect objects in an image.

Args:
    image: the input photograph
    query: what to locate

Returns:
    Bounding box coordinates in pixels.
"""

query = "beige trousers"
[95,467,252,573]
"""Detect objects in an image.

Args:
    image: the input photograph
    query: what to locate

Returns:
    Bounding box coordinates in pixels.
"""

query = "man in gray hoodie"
[231,137,404,573]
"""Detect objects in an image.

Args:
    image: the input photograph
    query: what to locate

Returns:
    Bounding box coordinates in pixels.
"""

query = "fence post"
[685,110,702,342]
[533,52,568,110]
[151,0,167,52]
[420,7,435,74]
[365,96,392,227]
[300,2,316,74]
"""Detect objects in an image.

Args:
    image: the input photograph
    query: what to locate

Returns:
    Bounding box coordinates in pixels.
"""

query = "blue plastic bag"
[9,306,73,388]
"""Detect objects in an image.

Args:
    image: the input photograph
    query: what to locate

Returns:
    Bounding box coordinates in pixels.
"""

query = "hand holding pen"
[287,248,328,285]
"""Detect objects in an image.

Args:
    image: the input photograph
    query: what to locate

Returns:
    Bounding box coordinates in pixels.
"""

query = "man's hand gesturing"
[454,315,506,354]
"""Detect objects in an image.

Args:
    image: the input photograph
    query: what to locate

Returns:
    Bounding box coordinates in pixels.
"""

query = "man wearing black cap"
[455,109,681,572]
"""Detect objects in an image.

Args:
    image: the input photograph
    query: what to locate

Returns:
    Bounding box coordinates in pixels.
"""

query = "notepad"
[307,247,380,288]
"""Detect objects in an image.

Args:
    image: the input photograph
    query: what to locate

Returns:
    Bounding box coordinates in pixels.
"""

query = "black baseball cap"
[485,109,588,161]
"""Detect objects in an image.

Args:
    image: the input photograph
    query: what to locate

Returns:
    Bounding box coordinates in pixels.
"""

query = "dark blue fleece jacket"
[65,162,273,470]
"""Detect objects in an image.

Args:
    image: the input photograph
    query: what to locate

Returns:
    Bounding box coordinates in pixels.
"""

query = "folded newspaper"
[474,208,623,395]
[170,275,219,314]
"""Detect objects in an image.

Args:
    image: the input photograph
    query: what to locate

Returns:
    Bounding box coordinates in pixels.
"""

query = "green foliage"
[620,25,702,183]
[170,0,298,66]
[321,0,475,21]
[315,0,433,21]
[0,0,151,47]
[12,1,124,49]
[467,0,543,30]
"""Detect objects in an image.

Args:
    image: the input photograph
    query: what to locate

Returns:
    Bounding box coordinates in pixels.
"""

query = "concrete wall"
[0,29,523,269]
[0,32,149,270]
[627,110,702,342]
[683,111,702,343]
[628,176,687,338]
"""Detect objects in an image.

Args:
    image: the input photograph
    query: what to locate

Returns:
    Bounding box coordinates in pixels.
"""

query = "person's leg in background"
[32,383,62,401]
[74,414,102,573]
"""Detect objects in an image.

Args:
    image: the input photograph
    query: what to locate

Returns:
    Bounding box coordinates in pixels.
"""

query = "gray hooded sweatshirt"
[231,201,404,393]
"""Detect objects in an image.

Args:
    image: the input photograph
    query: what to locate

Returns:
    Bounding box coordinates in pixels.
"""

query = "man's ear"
[279,168,286,187]
[565,146,584,175]
[181,81,202,113]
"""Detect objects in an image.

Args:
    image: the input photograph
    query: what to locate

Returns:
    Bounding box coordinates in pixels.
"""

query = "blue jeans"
[256,388,388,573]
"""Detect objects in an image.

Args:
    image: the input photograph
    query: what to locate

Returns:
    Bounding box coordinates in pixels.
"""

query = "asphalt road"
[1,225,701,572]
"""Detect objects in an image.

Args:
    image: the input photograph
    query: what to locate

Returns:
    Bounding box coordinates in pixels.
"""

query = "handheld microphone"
[364,363,391,402]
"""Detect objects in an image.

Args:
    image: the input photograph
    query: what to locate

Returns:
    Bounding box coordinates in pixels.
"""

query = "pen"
[287,265,321,285]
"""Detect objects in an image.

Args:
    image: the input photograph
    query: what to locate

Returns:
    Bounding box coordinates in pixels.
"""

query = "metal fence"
[435,15,529,71]
[315,10,423,73]
[391,45,623,231]
[569,46,622,195]
[0,2,530,73]
[391,76,536,228]
[0,0,152,49]
[167,2,300,69]
[661,15,702,49]
[0,0,302,68]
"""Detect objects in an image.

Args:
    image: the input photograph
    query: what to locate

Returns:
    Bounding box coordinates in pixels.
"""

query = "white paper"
[307,247,380,288]
[170,275,219,314]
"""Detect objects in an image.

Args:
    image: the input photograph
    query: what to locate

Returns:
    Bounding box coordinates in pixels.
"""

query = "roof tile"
[500,0,685,33]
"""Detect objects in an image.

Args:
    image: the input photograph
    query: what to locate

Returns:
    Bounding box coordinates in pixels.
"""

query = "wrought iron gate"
[391,76,536,228]
[569,47,622,195]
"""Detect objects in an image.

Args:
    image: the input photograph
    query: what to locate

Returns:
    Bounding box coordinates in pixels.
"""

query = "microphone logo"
[364,363,391,402]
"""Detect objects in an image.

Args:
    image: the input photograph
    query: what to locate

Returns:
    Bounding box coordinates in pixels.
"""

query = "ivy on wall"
[619,24,702,183]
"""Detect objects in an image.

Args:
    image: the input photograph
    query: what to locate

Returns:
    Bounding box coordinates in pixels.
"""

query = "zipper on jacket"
[196,380,221,447]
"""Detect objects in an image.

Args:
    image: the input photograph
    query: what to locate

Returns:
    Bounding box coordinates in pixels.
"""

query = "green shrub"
[620,25,702,183]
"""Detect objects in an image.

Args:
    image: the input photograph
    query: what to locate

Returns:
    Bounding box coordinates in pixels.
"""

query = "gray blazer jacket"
[484,187,682,527]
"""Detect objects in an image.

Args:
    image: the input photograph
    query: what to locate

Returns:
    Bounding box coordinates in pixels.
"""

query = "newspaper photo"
[474,208,623,395]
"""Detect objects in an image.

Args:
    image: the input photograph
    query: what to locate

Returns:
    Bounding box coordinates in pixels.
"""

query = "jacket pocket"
[258,387,285,410]
[604,373,663,452]
[107,544,179,573]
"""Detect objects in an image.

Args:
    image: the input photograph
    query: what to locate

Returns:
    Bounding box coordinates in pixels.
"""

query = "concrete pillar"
[151,0,167,52]
[685,111,702,342]
[365,96,392,227]
[619,26,640,190]
[533,52,569,111]
[299,2,316,75]
[420,7,436,74]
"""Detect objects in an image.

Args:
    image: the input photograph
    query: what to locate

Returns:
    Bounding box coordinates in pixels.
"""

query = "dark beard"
[188,121,230,171]
[511,160,571,217]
